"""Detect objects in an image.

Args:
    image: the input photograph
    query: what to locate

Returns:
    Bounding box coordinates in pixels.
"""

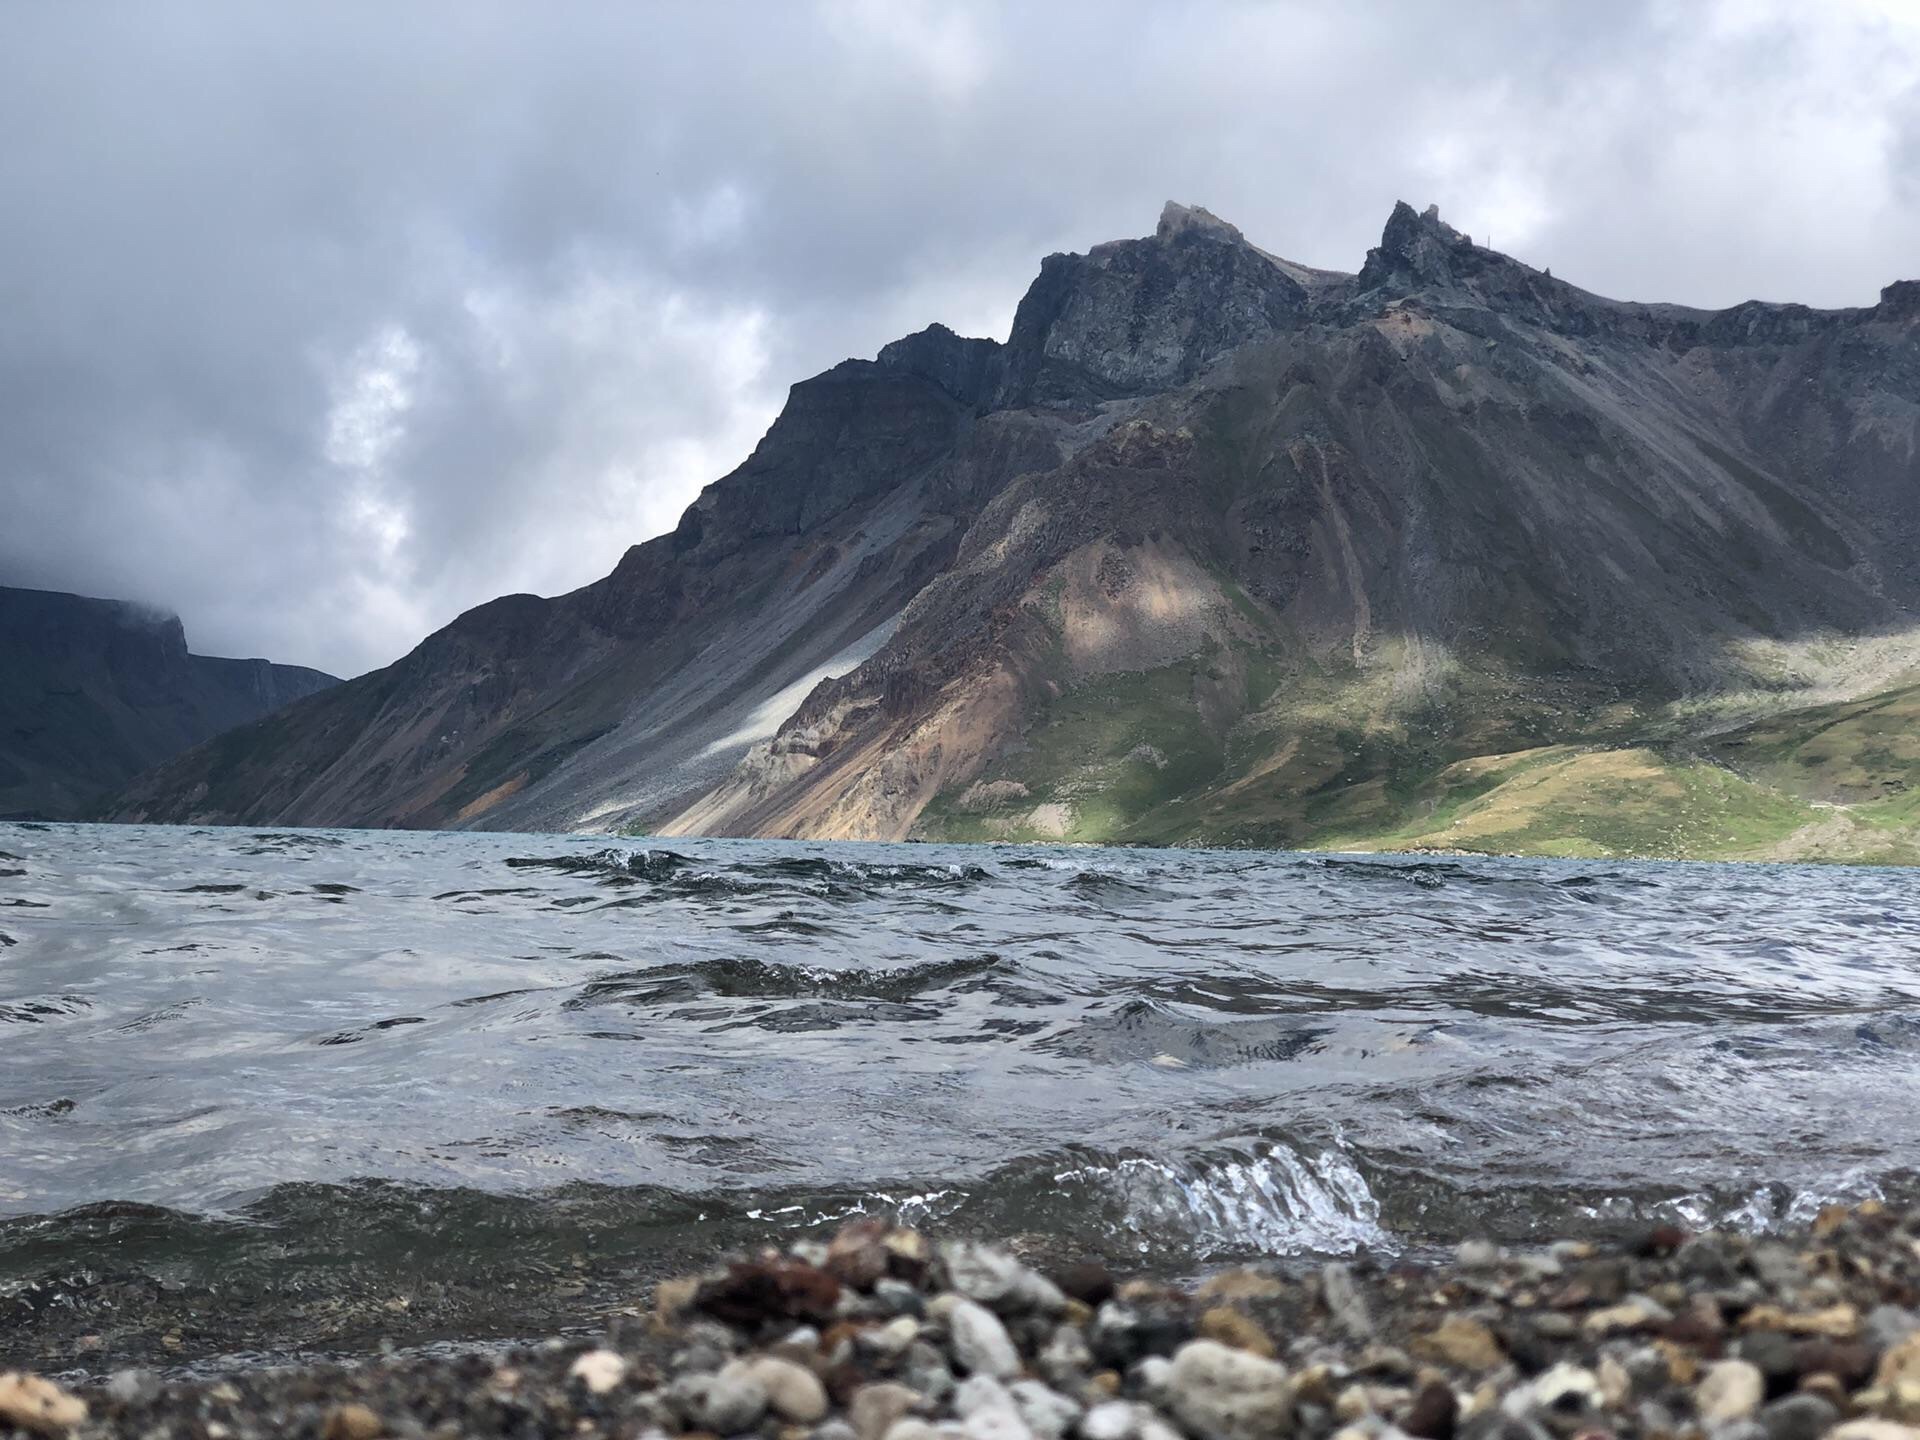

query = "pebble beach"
[10,1204,1920,1440]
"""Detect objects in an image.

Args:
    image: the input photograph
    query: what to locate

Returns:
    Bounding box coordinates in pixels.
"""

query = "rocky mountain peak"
[996,204,1306,406]
[1154,201,1249,247]
[1879,279,1920,321]
[874,323,1004,410]
[1357,199,1486,291]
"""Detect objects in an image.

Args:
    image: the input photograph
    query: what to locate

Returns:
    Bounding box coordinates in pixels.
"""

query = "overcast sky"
[3,1,1916,677]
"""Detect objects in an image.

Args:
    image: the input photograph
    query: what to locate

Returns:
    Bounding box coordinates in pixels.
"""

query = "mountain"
[109,203,1920,862]
[0,586,338,820]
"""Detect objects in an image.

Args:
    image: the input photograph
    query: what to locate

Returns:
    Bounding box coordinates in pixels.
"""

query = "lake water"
[3,822,1918,1367]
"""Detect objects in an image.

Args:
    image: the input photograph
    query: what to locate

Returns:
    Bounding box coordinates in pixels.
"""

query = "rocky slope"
[0,586,336,819]
[110,204,1920,860]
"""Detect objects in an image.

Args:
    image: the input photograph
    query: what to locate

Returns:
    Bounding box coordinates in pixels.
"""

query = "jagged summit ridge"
[883,199,1917,419]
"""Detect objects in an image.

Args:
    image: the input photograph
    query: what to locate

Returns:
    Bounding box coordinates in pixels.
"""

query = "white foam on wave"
[1054,1141,1393,1258]
[1665,1167,1891,1233]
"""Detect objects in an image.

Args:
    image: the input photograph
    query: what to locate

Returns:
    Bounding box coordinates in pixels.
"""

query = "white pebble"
[1080,1402,1138,1440]
[948,1297,1023,1378]
[1696,1360,1764,1425]
[957,1376,1019,1418]
[740,1355,829,1423]
[1164,1340,1293,1440]
[567,1349,628,1395]
[1010,1380,1083,1440]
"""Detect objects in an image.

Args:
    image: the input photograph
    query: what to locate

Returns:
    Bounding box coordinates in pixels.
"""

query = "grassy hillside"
[915,651,1920,865]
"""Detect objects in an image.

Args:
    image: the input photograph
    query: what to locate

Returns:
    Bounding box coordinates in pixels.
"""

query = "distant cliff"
[0,586,337,819]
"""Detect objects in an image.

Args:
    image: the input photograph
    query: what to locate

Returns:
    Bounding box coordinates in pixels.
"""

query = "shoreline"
[7,1206,1920,1440]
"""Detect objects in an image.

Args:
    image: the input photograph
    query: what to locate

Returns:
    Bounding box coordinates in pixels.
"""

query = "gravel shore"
[8,1203,1920,1440]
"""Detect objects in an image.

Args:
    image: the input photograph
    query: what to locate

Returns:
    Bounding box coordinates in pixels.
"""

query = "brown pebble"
[1799,1372,1849,1410]
[881,1228,931,1282]
[0,1373,89,1437]
[1635,1223,1689,1257]
[1195,1268,1286,1303]
[825,1217,892,1290]
[1356,1345,1418,1380]
[1813,1205,1852,1238]
[1576,1259,1630,1304]
[1796,1340,1876,1386]
[1087,1370,1122,1398]
[1664,1309,1728,1353]
[1549,1282,1595,1311]
[1057,1262,1117,1307]
[1402,1379,1458,1440]
[1291,1364,1339,1409]
[1198,1306,1276,1359]
[1881,1334,1920,1390]
[1743,1303,1860,1338]
[1415,1315,1505,1372]
[696,1256,842,1325]
[1658,1340,1701,1386]
[321,1403,383,1440]
[653,1274,702,1331]
[821,1320,865,1356]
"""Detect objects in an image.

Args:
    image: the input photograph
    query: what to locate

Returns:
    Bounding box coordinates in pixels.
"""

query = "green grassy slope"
[914,652,1920,865]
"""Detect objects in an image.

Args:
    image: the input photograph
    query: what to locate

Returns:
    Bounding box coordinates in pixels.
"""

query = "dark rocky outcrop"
[0,586,336,819]
[996,202,1309,405]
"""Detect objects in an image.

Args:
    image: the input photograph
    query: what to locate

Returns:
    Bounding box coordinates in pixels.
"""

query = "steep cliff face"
[110,203,1920,860]
[110,345,1074,830]
[0,586,337,819]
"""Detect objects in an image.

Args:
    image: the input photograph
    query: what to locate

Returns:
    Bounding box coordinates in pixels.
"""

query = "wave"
[502,848,991,902]
[1302,854,1663,897]
[566,952,1014,1008]
[1041,997,1328,1067]
[0,995,93,1025]
[1039,1140,1390,1258]
[504,847,694,882]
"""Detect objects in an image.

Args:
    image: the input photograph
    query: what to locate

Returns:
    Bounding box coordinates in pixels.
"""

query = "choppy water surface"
[3,823,1919,1367]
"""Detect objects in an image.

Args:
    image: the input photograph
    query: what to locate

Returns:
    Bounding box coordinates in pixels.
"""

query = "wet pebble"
[945,1297,1024,1379]
[319,1403,382,1440]
[744,1355,830,1423]
[1164,1339,1294,1440]
[568,1348,629,1395]
[1695,1359,1764,1423]
[853,1382,927,1440]
[670,1363,769,1433]
[1757,1391,1839,1440]
[945,1243,1067,1316]
[0,1373,88,1437]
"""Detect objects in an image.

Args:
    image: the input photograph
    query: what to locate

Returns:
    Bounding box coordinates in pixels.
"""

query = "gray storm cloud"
[2,0,1916,677]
